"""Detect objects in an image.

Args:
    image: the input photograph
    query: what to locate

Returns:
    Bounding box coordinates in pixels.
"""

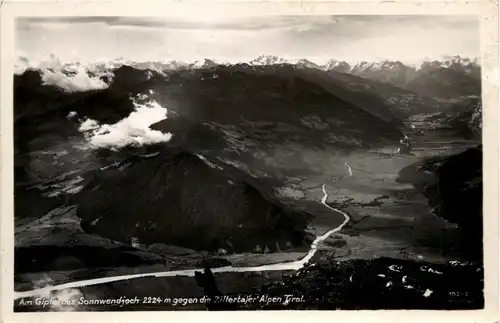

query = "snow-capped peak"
[417,55,480,70]
[295,59,321,69]
[190,58,219,69]
[352,60,412,72]
[250,55,288,66]
[323,59,351,72]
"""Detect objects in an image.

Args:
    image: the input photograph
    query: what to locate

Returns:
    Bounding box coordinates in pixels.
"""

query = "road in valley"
[15,162,354,300]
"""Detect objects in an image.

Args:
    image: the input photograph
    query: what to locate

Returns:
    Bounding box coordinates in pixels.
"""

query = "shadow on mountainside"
[76,149,312,253]
[397,145,483,261]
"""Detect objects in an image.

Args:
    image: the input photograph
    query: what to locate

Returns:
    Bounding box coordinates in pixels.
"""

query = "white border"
[1,1,498,323]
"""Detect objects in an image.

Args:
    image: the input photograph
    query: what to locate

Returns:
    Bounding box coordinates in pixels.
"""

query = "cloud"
[30,55,110,91]
[41,68,109,92]
[79,98,172,150]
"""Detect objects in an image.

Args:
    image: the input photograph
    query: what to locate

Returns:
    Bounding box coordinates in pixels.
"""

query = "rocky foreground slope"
[235,257,483,310]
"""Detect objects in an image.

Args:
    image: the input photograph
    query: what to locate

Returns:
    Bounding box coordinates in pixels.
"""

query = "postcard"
[1,1,498,322]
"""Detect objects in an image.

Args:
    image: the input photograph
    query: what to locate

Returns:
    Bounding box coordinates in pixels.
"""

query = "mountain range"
[24,54,477,78]
[81,55,477,73]
[247,55,480,99]
[17,53,480,100]
[83,55,480,99]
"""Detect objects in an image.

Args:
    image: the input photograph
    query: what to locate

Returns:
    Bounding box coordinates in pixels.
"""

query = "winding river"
[14,163,354,300]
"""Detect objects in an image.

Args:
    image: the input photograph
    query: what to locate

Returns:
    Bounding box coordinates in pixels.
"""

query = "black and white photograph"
[7,11,492,313]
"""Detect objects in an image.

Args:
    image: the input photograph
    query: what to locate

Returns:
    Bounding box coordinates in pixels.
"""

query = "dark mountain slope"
[15,65,404,152]
[397,145,483,261]
[77,150,311,253]
[423,146,482,250]
[281,67,408,123]
[403,67,481,99]
[426,97,482,140]
[210,64,419,123]
[322,70,441,118]
[443,98,482,139]
[149,65,404,151]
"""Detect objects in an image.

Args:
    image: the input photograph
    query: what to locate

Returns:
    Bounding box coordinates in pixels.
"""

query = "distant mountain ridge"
[17,54,480,76]
[14,58,447,133]
[16,53,479,112]
[19,54,479,99]
[323,56,480,98]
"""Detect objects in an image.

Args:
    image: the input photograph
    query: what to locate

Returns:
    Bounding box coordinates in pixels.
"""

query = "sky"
[16,15,480,65]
